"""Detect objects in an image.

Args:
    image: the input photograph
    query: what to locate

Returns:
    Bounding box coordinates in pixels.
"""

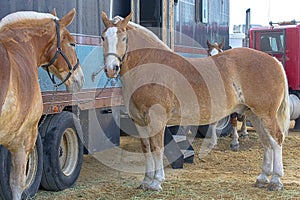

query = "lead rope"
[40,67,112,125]
[72,77,114,121]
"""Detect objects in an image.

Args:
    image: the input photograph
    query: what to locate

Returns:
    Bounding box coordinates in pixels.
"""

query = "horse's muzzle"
[104,64,120,78]
[66,66,85,92]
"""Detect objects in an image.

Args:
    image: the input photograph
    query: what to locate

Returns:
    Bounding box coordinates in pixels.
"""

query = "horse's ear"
[52,8,57,17]
[207,40,211,48]
[219,40,224,49]
[59,8,76,28]
[101,11,113,27]
[119,12,132,28]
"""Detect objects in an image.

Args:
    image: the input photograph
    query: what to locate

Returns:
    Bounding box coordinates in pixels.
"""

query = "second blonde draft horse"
[0,9,84,200]
[101,12,289,191]
[207,40,249,151]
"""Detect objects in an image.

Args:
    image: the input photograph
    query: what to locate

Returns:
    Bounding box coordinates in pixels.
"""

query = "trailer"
[0,0,229,199]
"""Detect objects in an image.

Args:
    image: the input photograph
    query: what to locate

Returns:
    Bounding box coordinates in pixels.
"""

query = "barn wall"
[0,0,117,36]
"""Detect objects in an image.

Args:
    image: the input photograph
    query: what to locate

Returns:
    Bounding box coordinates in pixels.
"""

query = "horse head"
[101,11,132,78]
[41,9,84,92]
[207,40,224,56]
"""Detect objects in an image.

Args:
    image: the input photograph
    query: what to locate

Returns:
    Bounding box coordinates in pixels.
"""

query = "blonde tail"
[276,58,290,136]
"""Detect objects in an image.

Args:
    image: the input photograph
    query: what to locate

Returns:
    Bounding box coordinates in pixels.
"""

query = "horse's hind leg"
[9,127,38,200]
[207,122,217,149]
[247,113,284,191]
[9,147,28,200]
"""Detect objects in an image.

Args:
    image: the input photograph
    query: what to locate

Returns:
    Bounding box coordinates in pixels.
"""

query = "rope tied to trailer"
[91,65,105,82]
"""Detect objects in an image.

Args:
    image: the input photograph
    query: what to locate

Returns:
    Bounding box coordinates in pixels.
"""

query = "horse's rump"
[0,43,10,116]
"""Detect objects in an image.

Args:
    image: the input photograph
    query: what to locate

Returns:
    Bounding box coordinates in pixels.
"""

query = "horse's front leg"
[9,147,28,200]
[138,136,155,190]
[148,129,165,191]
[138,128,165,191]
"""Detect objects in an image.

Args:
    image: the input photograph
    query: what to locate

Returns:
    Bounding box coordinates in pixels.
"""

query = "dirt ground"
[35,122,300,200]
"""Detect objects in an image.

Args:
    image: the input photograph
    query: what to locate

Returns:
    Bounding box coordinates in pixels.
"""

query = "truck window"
[260,36,271,51]
[259,32,285,53]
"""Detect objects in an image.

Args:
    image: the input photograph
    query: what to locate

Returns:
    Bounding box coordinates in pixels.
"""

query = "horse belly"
[167,102,232,126]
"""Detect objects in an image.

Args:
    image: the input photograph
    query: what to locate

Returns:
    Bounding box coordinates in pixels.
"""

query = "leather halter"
[103,36,128,68]
[41,19,80,87]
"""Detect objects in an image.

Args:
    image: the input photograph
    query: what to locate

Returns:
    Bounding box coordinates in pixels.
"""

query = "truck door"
[252,30,286,67]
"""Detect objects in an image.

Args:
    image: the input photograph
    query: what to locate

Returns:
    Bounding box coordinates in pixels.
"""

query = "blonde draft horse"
[207,40,249,151]
[101,12,289,191]
[0,9,84,199]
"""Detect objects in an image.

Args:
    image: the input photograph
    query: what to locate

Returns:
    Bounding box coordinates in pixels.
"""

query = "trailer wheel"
[196,115,232,138]
[40,111,83,191]
[0,134,43,200]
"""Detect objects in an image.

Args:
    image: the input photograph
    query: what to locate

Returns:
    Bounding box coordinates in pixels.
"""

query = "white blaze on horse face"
[104,27,120,77]
[210,48,220,56]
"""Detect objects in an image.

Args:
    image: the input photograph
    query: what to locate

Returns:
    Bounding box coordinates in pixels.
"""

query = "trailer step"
[164,126,194,169]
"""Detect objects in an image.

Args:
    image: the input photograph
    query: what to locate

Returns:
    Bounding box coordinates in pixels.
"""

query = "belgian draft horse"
[207,40,249,151]
[101,12,289,191]
[0,9,84,199]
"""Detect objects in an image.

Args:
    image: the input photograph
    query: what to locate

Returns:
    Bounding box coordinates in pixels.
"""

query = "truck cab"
[249,23,300,91]
[249,22,300,126]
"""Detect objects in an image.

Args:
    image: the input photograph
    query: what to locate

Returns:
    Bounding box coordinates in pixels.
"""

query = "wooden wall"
[0,0,119,36]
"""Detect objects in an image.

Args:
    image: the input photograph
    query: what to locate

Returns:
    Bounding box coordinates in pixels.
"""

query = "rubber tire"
[0,134,43,200]
[196,115,232,138]
[40,111,83,191]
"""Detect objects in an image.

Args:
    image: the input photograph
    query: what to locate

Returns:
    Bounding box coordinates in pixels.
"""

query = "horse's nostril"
[114,65,119,72]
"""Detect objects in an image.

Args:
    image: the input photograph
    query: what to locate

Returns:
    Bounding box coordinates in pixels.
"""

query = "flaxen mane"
[0,11,57,29]
[112,16,171,51]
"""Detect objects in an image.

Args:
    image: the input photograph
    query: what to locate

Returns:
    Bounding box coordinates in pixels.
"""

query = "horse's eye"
[70,42,76,47]
[101,36,105,41]
[122,37,127,42]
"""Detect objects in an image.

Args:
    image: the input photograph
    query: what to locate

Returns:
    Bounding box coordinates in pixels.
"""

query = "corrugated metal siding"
[0,0,117,36]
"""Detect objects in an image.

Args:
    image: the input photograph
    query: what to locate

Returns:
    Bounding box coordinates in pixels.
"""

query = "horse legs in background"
[238,114,249,138]
[229,113,249,151]
[208,115,248,151]
[247,112,284,191]
[137,126,165,191]
[230,113,240,151]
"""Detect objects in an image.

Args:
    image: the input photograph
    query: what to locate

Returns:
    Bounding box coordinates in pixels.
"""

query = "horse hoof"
[241,133,249,138]
[137,183,150,191]
[207,143,216,149]
[255,179,269,188]
[148,184,162,192]
[267,182,283,191]
[230,144,239,151]
[137,182,162,192]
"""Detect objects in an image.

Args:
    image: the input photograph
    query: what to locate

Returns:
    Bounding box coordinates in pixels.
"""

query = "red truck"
[249,20,300,128]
